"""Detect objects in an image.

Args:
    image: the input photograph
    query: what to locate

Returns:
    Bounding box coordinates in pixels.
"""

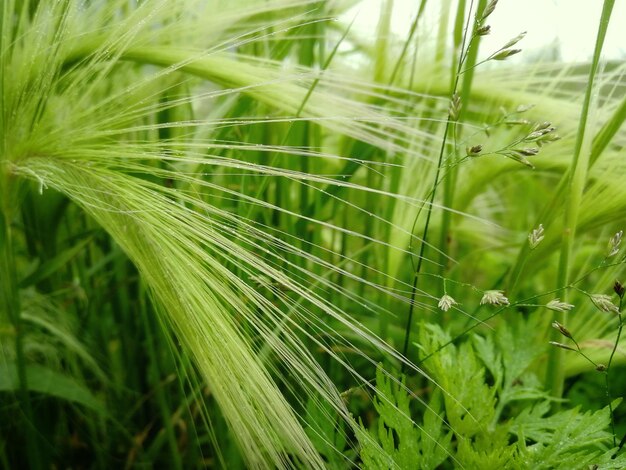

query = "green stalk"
[434,1,451,72]
[140,286,183,470]
[606,296,623,449]
[546,0,615,399]
[439,0,486,288]
[401,0,478,363]
[240,15,351,227]
[358,1,391,298]
[381,1,426,332]
[358,0,393,298]
[450,0,468,91]
[374,0,393,83]
[387,0,428,87]
[401,123,451,361]
[0,196,42,469]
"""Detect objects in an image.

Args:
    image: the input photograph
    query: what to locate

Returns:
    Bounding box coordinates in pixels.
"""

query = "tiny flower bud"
[519,157,533,168]
[503,149,535,168]
[526,126,557,143]
[590,294,619,314]
[549,341,576,352]
[491,48,521,61]
[519,147,539,156]
[551,321,573,339]
[476,25,491,36]
[596,364,607,372]
[608,230,623,257]
[480,290,509,306]
[502,31,527,49]
[481,0,498,21]
[438,294,457,312]
[466,144,483,156]
[546,298,574,312]
[533,121,552,132]
[614,280,625,299]
[528,224,544,249]
[505,118,531,126]
[515,104,534,113]
[537,133,561,145]
[449,93,461,121]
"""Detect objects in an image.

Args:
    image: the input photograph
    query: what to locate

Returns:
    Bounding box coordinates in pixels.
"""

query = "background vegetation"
[1,0,625,468]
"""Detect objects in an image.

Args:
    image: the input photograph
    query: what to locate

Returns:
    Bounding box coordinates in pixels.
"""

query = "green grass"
[1,0,625,468]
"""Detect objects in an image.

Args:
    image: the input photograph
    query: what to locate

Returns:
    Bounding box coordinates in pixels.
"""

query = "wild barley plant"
[1,0,625,468]
[2,1,444,467]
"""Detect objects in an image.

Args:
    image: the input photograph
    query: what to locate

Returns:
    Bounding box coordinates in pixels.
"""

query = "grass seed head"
[549,341,576,352]
[476,25,491,36]
[466,144,483,156]
[546,298,574,312]
[480,290,509,306]
[524,124,560,147]
[491,48,521,61]
[481,0,499,21]
[528,224,545,249]
[502,31,527,49]
[590,294,619,314]
[504,150,534,168]
[438,294,457,312]
[505,118,531,126]
[533,121,552,131]
[608,230,623,257]
[449,93,461,121]
[551,321,573,339]
[519,148,539,156]
[614,280,625,299]
[516,104,534,113]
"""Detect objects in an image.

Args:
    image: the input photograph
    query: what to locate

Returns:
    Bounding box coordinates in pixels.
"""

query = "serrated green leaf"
[512,400,622,469]
[357,365,451,470]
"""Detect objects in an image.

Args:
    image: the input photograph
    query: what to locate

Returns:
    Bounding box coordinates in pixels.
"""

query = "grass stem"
[547,0,615,400]
[0,202,42,470]
[401,0,478,365]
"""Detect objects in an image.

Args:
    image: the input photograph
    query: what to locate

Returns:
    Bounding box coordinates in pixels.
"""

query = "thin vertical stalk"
[609,287,625,454]
[401,0,477,363]
[387,0,428,87]
[434,1,451,72]
[547,0,615,399]
[0,204,42,470]
[374,0,393,83]
[140,287,183,470]
[439,0,486,287]
[379,0,425,341]
[359,0,393,298]
[606,297,623,449]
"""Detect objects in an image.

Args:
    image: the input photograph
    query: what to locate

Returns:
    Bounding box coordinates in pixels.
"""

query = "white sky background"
[344,0,626,63]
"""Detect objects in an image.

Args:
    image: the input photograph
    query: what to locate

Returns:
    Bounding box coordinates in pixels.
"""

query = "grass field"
[1,0,625,468]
